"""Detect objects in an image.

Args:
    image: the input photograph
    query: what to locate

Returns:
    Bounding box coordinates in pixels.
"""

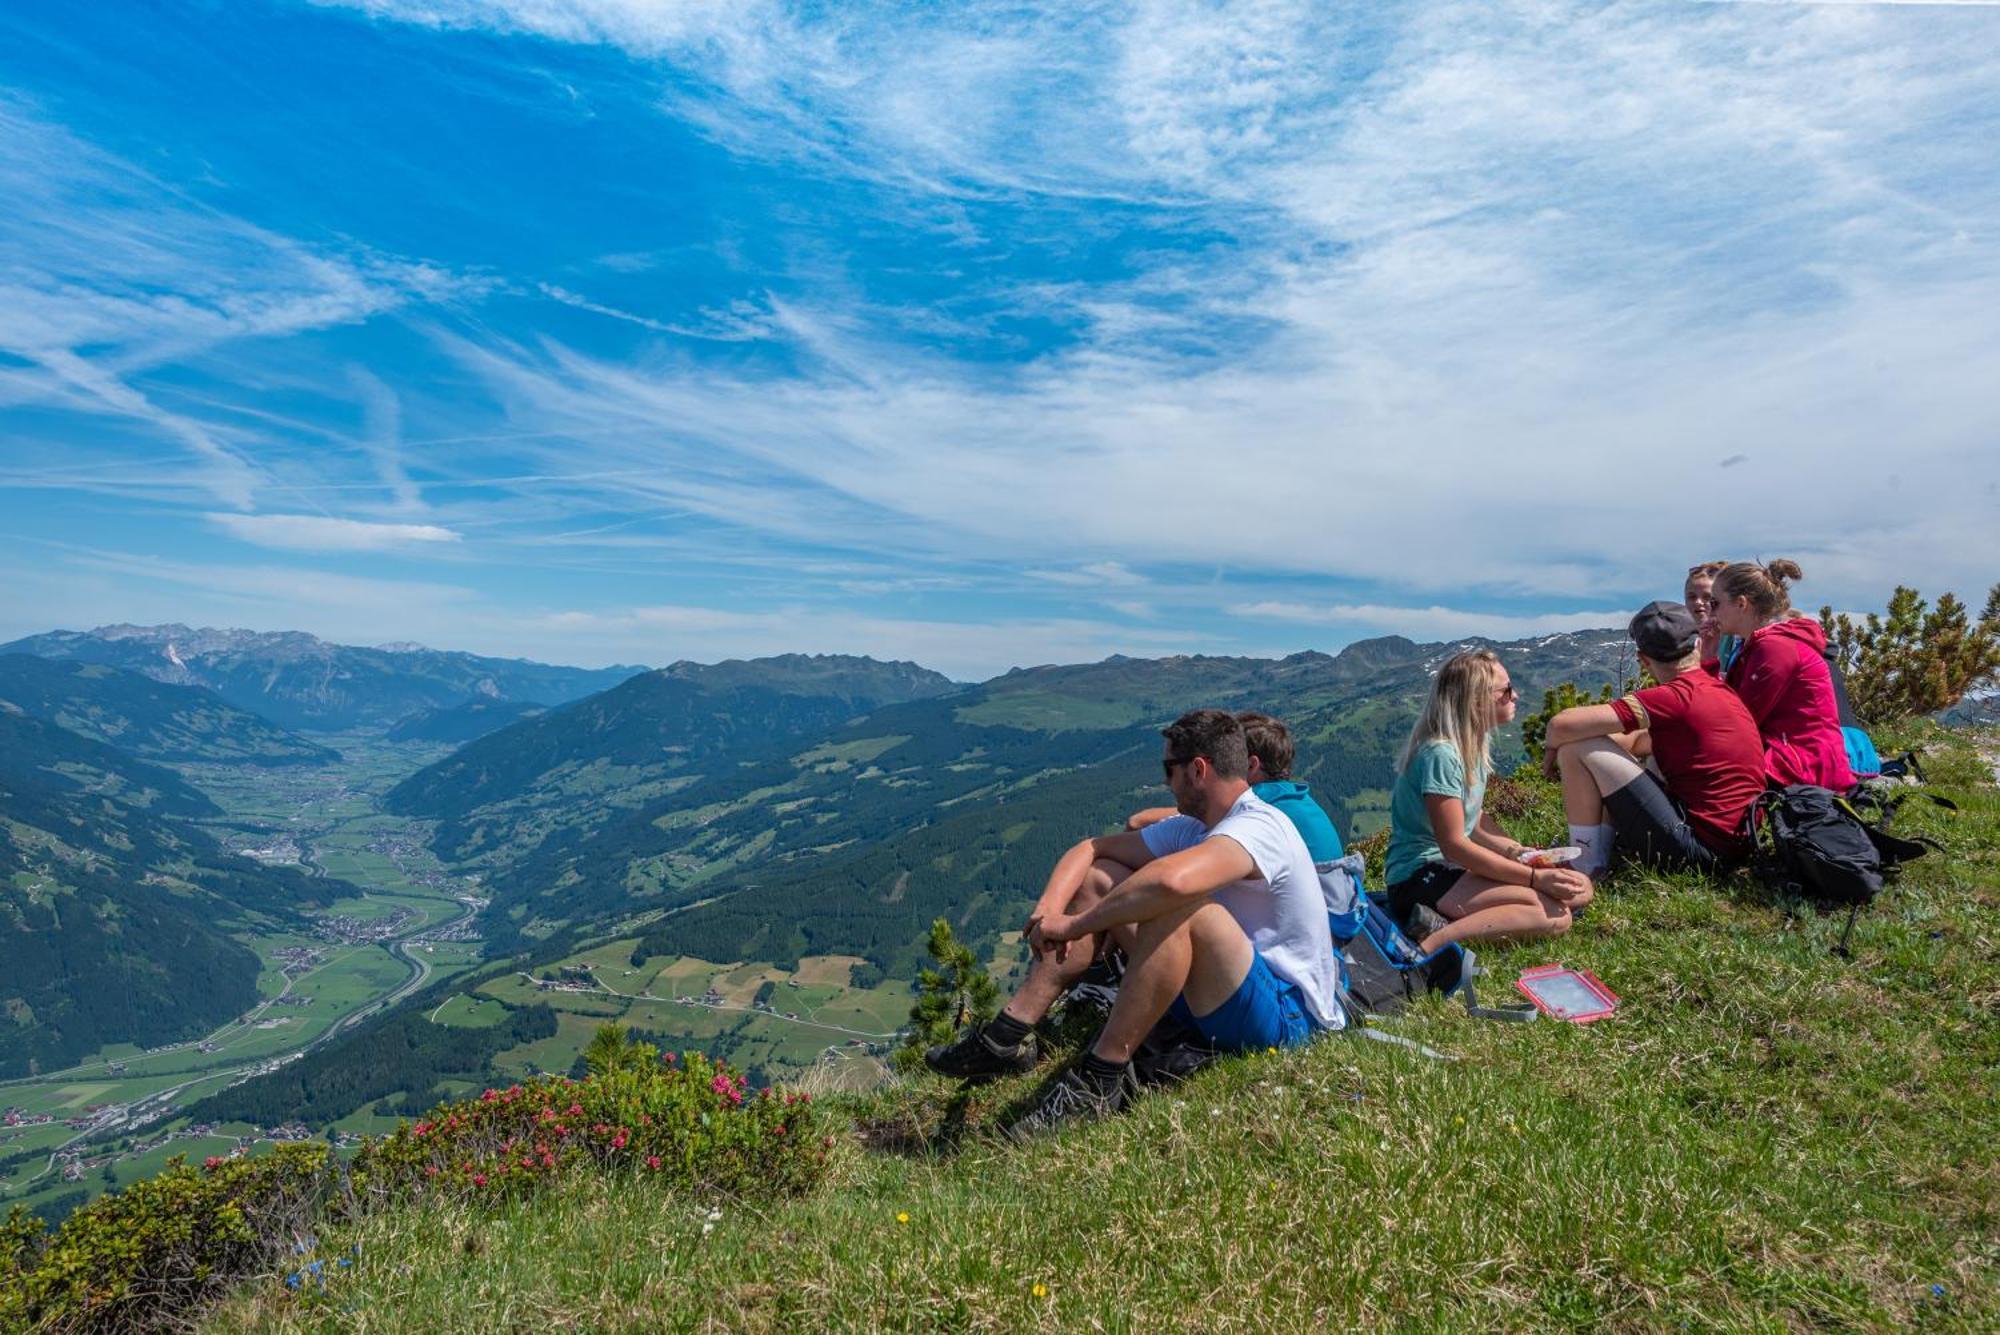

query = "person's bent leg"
[998,858,1134,1029]
[1420,874,1571,951]
[1554,740,1607,828]
[1558,737,1649,876]
[1010,903,1254,1138]
[1599,771,1717,875]
[1091,900,1253,1063]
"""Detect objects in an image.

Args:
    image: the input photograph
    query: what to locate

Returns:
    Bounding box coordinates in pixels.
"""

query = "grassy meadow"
[182,724,2000,1330]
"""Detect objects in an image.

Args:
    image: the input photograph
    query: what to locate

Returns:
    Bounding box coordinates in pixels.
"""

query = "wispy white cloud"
[51,545,473,611]
[204,513,463,552]
[1238,601,1626,642]
[536,283,776,340]
[346,366,426,514]
[356,0,1999,611]
[0,95,470,508]
[1025,562,1148,588]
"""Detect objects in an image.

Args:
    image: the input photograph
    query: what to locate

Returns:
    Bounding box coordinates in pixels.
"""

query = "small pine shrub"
[0,1143,333,1332]
[1349,827,1389,885]
[350,1038,829,1211]
[1520,681,1618,766]
[1822,584,2000,723]
[894,919,999,1072]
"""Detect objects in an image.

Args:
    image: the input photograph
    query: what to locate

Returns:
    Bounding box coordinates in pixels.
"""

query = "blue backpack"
[1843,726,1882,779]
[1334,886,1536,1023]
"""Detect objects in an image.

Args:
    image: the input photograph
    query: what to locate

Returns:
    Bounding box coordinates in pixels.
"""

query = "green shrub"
[1520,681,1618,766]
[0,1143,334,1332]
[0,1042,826,1332]
[1822,584,2000,723]
[349,1039,829,1212]
[894,918,999,1072]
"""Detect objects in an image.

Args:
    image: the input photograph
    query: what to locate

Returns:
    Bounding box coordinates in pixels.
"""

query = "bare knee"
[1133,906,1193,952]
[1132,899,1235,955]
[1071,858,1133,909]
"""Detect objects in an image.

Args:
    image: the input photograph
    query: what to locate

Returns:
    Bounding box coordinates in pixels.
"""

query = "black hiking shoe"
[1402,903,1449,947]
[1006,1064,1138,1141]
[1131,1013,1220,1089]
[923,1023,1039,1081]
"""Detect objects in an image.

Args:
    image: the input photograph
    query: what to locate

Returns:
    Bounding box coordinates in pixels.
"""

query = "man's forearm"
[1031,838,1103,920]
[1065,868,1203,937]
[1544,716,1596,749]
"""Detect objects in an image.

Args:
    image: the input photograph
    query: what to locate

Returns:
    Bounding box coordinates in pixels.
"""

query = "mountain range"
[387,632,1637,968]
[0,625,646,732]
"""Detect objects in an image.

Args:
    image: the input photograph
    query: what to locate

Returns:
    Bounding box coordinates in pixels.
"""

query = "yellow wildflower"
[1032,1283,1049,1299]
[896,1211,910,1225]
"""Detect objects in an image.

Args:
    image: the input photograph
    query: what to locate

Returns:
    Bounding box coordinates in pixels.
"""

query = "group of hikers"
[926,559,1870,1135]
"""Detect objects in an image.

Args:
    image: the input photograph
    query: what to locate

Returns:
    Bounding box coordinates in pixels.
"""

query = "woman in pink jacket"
[1708,560,1855,791]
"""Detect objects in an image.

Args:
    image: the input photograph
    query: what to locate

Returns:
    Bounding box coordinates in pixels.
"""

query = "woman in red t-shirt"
[1709,560,1854,791]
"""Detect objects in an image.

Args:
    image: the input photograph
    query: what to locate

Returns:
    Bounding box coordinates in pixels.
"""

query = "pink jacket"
[1724,617,1855,791]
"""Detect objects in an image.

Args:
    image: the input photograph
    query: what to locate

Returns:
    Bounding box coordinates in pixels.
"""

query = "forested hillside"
[384,699,546,744]
[0,708,343,1077]
[182,1002,557,1128]
[0,654,338,766]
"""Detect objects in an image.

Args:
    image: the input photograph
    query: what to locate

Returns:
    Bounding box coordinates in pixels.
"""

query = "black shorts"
[1602,770,1720,872]
[1386,861,1462,926]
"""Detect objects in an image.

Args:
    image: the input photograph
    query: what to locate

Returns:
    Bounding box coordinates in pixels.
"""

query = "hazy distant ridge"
[0,625,647,732]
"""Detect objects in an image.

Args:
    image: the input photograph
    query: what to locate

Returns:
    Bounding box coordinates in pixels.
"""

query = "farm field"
[460,943,912,1088]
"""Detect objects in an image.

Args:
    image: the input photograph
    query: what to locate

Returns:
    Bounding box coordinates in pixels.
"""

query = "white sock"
[1569,823,1614,876]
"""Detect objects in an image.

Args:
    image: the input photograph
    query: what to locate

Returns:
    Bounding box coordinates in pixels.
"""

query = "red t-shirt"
[1609,669,1766,854]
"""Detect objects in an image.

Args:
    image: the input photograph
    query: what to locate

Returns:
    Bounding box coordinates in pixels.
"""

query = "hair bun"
[1765,558,1804,586]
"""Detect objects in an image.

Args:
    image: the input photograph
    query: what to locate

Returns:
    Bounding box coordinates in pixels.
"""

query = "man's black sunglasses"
[1162,756,1190,780]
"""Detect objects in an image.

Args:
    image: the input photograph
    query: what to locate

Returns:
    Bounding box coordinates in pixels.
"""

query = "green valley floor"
[202,724,1996,1331]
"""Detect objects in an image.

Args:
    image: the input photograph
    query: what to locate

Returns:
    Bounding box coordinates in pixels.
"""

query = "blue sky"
[2,1,1996,680]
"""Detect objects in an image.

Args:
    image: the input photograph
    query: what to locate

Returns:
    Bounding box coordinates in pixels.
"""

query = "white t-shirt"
[1140,790,1344,1030]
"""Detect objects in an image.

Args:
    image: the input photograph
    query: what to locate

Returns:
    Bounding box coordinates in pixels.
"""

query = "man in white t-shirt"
[924,708,1342,1135]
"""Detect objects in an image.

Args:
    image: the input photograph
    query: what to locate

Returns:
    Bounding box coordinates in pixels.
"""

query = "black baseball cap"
[1629,601,1699,660]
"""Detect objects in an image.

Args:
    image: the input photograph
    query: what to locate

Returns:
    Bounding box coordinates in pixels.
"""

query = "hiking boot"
[1402,903,1449,947]
[923,1023,1039,1081]
[1006,1064,1138,1141]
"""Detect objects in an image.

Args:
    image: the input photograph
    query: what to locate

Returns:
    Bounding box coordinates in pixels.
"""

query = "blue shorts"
[1167,949,1315,1052]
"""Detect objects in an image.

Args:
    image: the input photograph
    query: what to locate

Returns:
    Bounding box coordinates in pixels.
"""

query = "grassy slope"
[213,725,1997,1333]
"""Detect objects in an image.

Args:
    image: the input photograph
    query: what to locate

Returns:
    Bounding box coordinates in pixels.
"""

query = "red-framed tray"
[1514,963,1620,1023]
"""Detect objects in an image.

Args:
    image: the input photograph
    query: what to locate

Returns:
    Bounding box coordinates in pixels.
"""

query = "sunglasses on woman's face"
[1496,683,1518,701]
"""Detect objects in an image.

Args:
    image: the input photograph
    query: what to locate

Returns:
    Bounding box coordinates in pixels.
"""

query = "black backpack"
[1747,784,1940,952]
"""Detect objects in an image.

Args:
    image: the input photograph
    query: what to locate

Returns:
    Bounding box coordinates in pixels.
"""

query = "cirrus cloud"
[204,512,463,552]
